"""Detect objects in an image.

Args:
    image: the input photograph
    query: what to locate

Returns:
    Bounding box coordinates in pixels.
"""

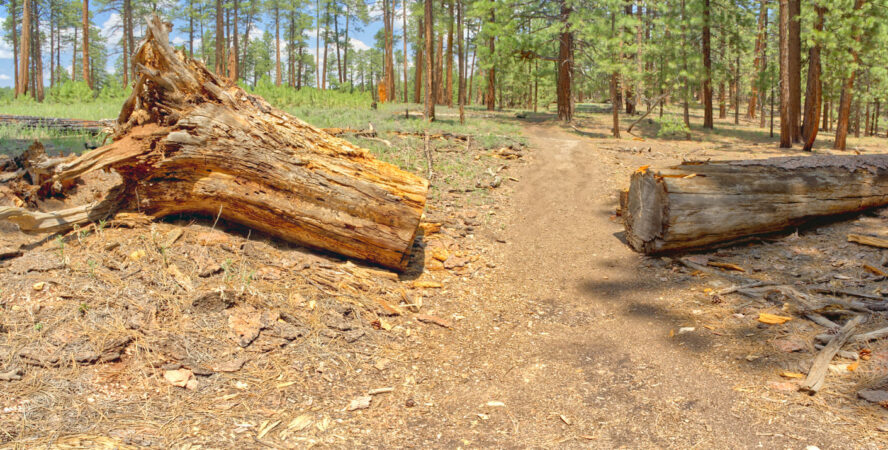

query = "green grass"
[0,124,105,156]
[0,99,124,121]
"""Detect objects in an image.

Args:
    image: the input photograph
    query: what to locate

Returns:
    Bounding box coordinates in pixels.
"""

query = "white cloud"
[0,74,10,81]
[349,38,370,51]
[100,13,124,44]
[0,37,12,59]
[172,36,186,45]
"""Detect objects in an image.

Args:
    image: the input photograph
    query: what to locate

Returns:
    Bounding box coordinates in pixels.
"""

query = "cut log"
[10,15,429,271]
[623,155,888,254]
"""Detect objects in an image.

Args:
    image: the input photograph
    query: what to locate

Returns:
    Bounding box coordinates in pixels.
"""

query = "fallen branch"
[800,314,865,394]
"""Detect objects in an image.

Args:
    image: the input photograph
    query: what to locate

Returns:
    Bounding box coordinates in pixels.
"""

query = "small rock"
[858,389,888,404]
[678,327,695,334]
[773,338,806,353]
[32,282,45,291]
[163,368,194,388]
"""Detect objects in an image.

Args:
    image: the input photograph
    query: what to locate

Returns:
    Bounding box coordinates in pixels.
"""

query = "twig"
[423,130,434,180]
[800,314,865,394]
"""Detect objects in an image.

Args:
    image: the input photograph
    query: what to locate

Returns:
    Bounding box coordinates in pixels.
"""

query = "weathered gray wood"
[623,155,888,253]
[800,314,865,394]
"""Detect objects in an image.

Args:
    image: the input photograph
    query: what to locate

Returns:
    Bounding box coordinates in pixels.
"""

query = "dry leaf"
[848,361,860,372]
[634,165,650,174]
[864,264,887,277]
[758,313,792,325]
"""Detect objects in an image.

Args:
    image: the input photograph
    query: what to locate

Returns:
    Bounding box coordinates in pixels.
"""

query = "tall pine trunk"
[82,0,91,89]
[444,0,454,106]
[556,0,573,122]
[834,0,867,150]
[747,0,767,119]
[788,0,801,142]
[424,0,435,121]
[485,8,495,111]
[778,0,792,148]
[702,0,713,128]
[801,5,824,151]
[457,0,465,123]
[16,0,30,97]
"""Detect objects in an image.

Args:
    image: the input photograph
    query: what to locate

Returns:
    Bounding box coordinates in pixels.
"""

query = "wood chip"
[347,396,372,411]
[849,233,888,249]
[415,314,453,328]
[707,261,745,272]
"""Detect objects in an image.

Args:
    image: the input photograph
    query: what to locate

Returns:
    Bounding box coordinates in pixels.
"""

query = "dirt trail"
[412,123,861,447]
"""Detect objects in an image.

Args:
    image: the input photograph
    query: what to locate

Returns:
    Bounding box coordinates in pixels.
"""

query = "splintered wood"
[1,15,428,271]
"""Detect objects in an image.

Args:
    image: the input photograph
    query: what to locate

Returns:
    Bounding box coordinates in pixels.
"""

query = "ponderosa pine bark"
[403,0,408,102]
[82,0,91,89]
[702,0,713,129]
[788,0,801,142]
[835,0,867,150]
[748,0,767,119]
[424,0,435,120]
[485,7,495,111]
[801,4,825,152]
[16,0,30,98]
[445,0,454,107]
[778,0,792,148]
[457,0,466,123]
[556,0,573,122]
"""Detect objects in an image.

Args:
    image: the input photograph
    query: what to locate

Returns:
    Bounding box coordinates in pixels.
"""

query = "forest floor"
[2,105,888,447]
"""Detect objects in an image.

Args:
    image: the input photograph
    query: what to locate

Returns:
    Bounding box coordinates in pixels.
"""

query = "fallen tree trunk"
[623,155,888,254]
[10,15,428,271]
[0,114,112,134]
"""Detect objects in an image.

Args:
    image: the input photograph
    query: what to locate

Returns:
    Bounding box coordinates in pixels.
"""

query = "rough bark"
[485,8,495,111]
[16,0,30,98]
[424,0,435,121]
[556,0,573,122]
[623,155,888,254]
[25,16,429,271]
[702,0,713,129]
[835,0,867,150]
[801,5,825,152]
[788,0,801,142]
[82,0,91,89]
[748,0,767,119]
[445,0,454,106]
[778,0,792,148]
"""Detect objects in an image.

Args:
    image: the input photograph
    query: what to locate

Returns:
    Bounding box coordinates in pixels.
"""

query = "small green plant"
[79,303,89,314]
[87,259,98,278]
[656,115,692,138]
[54,235,66,261]
[34,323,44,331]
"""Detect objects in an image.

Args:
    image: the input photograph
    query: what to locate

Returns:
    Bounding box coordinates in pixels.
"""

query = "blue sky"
[0,7,389,89]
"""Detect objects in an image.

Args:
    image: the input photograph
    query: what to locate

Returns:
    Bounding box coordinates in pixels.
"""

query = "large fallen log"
[4,16,428,271]
[623,155,888,254]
